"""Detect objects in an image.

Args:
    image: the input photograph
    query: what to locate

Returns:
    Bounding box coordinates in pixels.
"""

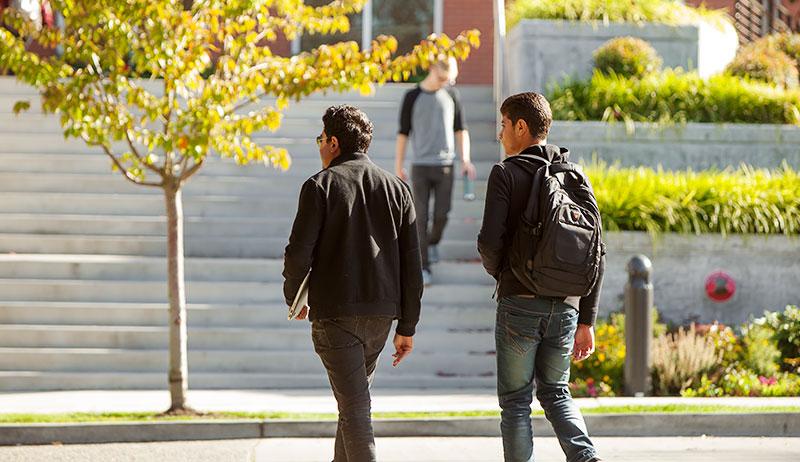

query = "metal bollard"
[624,255,653,397]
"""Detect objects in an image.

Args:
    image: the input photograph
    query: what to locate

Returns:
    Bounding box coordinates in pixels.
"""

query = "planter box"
[602,232,800,326]
[551,121,800,169]
[507,19,738,94]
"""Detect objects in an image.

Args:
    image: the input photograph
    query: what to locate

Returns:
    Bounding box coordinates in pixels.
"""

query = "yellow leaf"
[276,95,289,110]
[278,152,291,171]
[358,82,373,96]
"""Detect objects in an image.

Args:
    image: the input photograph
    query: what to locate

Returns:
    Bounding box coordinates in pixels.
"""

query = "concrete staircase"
[0,78,500,390]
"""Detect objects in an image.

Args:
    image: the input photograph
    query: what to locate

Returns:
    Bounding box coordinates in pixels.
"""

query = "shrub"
[593,37,662,77]
[651,325,721,395]
[585,162,800,235]
[697,322,742,369]
[740,322,782,377]
[570,310,666,395]
[682,367,800,397]
[755,33,800,73]
[548,69,800,125]
[506,0,728,30]
[755,305,800,372]
[570,377,616,398]
[571,312,626,394]
[725,42,799,89]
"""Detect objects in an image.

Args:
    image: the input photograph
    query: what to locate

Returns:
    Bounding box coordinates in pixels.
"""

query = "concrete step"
[0,347,497,376]
[0,192,487,218]
[0,154,500,184]
[0,171,492,195]
[0,279,494,304]
[0,301,496,329]
[0,214,292,237]
[0,134,502,163]
[0,94,497,121]
[0,113,500,141]
[0,213,483,240]
[0,279,279,303]
[0,79,494,102]
[0,325,495,353]
[0,255,493,284]
[0,233,482,259]
[0,371,496,391]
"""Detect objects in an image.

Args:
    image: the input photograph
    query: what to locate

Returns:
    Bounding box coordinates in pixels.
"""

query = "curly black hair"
[322,105,374,154]
[500,92,552,141]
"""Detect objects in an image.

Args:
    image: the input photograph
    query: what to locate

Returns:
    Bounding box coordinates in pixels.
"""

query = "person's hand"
[572,324,595,362]
[294,306,309,321]
[462,161,477,180]
[396,167,408,182]
[392,334,414,366]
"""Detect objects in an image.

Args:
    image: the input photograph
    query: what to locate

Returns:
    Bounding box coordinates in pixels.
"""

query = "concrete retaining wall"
[602,232,800,325]
[550,121,800,169]
[507,19,738,94]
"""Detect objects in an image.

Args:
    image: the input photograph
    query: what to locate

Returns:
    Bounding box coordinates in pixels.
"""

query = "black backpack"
[508,148,604,297]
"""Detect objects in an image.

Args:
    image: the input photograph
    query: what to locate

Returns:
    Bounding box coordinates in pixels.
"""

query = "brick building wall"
[274,0,496,84]
[686,0,800,37]
[444,0,494,84]
[3,1,496,84]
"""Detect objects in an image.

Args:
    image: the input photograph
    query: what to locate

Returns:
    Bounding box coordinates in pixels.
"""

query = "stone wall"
[506,19,738,94]
[550,121,800,170]
[602,232,800,326]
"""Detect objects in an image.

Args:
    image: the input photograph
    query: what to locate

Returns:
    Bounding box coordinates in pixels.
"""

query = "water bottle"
[463,171,475,201]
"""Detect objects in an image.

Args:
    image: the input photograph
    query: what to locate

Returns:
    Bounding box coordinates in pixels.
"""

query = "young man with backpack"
[478,92,604,462]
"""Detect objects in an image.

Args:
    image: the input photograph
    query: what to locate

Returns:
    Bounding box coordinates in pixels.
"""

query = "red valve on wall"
[705,271,736,302]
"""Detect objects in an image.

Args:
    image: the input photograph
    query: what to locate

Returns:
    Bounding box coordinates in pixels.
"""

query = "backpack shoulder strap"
[521,160,549,226]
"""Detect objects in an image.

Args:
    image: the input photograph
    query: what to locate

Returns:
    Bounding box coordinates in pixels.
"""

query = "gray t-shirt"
[398,86,467,166]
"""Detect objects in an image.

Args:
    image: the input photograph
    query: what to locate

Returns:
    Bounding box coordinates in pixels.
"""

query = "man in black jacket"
[283,105,423,462]
[478,93,603,462]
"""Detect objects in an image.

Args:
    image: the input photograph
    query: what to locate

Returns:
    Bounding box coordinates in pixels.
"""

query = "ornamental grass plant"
[506,0,728,29]
[549,70,800,126]
[585,162,800,235]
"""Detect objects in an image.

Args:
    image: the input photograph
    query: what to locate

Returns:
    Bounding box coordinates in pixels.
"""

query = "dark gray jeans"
[411,164,454,270]
[311,316,393,462]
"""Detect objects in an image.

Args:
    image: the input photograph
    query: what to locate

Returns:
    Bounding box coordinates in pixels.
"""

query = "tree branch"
[125,130,166,177]
[180,158,205,183]
[229,90,270,115]
[98,143,164,188]
[163,79,174,174]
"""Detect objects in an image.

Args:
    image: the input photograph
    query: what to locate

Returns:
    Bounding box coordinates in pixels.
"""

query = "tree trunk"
[164,182,190,413]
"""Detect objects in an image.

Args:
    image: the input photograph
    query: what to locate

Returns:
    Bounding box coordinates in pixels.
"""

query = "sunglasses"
[315,135,329,148]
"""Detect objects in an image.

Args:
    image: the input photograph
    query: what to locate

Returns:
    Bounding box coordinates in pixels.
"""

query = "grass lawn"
[1,405,799,424]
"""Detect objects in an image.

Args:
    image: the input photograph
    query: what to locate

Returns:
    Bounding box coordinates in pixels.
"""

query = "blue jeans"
[495,296,599,462]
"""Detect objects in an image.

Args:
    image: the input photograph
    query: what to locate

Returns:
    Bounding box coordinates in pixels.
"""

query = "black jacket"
[283,151,423,336]
[477,144,604,326]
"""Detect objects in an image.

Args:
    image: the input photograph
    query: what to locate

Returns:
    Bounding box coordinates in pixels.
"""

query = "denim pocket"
[559,309,579,345]
[499,309,544,356]
[312,319,361,351]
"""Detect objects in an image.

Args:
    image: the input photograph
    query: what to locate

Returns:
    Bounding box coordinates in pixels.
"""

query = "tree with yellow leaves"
[0,0,479,414]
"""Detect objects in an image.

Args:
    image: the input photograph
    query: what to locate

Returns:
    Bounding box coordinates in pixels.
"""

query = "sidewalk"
[1,389,798,414]
[2,437,800,462]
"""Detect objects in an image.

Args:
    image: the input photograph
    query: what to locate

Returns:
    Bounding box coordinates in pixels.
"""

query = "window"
[372,0,434,54]
[296,0,438,54]
[300,0,364,52]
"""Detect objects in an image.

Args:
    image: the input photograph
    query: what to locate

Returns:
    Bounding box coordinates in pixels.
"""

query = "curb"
[1,413,798,446]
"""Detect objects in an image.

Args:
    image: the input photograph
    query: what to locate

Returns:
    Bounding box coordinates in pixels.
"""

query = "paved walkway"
[0,437,798,461]
[0,389,798,414]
